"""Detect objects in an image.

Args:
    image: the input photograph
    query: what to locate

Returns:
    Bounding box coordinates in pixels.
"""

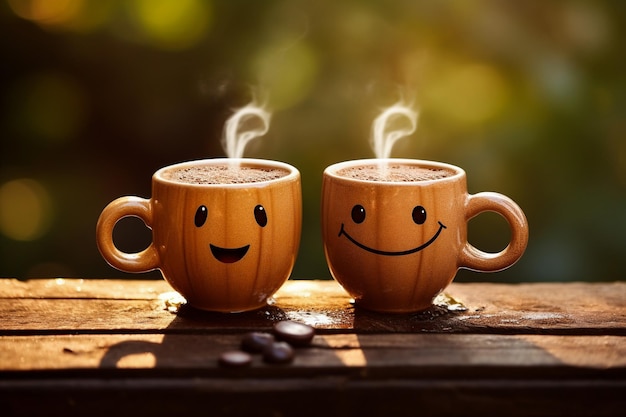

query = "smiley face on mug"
[193,203,269,264]
[96,158,301,312]
[337,203,447,256]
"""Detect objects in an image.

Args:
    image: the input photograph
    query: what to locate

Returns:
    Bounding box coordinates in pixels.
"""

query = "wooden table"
[1,279,624,417]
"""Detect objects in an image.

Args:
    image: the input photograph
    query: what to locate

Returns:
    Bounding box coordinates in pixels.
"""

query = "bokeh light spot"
[427,63,510,124]
[128,0,212,50]
[8,0,114,32]
[8,73,87,145]
[8,0,82,26]
[0,179,53,242]
[253,40,318,110]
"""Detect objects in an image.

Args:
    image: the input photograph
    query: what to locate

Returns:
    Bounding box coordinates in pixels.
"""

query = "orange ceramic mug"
[322,158,528,313]
[97,158,302,312]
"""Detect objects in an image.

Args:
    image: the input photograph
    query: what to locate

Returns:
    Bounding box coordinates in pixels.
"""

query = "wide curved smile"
[210,244,250,263]
[338,221,446,256]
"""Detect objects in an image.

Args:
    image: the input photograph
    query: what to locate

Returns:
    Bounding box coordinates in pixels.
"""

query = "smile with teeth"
[210,244,250,263]
[338,221,446,256]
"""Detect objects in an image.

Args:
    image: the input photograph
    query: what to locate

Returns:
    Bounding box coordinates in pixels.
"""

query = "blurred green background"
[1,0,624,282]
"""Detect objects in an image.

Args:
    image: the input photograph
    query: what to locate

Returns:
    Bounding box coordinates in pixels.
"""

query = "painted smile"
[338,221,447,256]
[210,244,250,263]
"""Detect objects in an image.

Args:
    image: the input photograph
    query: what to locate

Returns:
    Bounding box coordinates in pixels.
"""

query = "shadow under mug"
[322,158,529,313]
[96,158,302,313]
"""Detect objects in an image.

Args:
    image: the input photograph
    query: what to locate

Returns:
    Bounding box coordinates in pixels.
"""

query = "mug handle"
[458,192,529,272]
[96,196,159,273]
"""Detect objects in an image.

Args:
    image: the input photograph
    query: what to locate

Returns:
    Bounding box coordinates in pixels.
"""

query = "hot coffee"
[322,158,528,313]
[97,158,302,312]
[337,164,453,182]
[163,165,289,185]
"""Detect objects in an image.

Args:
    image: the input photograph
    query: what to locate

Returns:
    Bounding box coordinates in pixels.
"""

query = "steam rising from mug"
[222,101,271,159]
[371,102,419,159]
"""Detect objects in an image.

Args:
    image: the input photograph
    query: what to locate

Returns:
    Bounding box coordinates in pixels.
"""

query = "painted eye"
[195,205,208,227]
[351,205,366,224]
[254,204,267,227]
[412,205,427,225]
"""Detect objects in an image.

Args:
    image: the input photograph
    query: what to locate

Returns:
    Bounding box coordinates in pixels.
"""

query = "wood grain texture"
[1,333,625,372]
[1,278,624,417]
[1,279,624,334]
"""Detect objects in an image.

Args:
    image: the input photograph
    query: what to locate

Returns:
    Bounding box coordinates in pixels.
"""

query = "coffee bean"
[241,332,275,353]
[218,350,252,368]
[262,341,295,364]
[273,320,315,346]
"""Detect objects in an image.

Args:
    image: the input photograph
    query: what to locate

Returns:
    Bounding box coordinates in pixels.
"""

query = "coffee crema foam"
[164,165,289,184]
[337,164,452,182]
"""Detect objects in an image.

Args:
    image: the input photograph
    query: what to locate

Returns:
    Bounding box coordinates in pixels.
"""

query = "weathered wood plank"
[1,333,624,374]
[1,279,624,417]
[2,376,624,417]
[0,278,170,300]
[0,279,624,334]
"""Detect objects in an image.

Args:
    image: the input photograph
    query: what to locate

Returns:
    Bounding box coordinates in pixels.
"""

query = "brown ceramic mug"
[322,158,528,313]
[97,158,302,312]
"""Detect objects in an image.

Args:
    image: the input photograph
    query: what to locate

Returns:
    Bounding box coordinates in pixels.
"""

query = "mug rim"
[324,158,465,185]
[154,157,300,188]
